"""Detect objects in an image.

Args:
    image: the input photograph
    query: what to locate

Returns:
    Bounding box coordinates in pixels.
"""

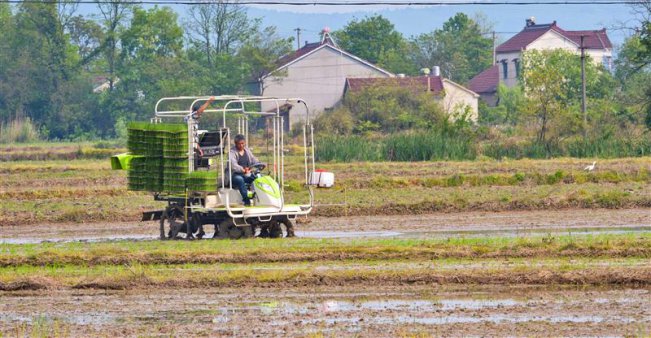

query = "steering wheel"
[251,163,266,173]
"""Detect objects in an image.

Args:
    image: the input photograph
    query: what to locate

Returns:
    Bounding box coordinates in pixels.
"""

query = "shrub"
[0,118,40,143]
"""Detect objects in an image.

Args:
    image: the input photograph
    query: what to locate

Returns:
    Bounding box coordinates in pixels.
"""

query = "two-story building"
[256,31,393,128]
[469,18,613,105]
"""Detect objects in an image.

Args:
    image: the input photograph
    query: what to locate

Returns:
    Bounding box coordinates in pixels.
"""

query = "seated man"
[229,134,259,206]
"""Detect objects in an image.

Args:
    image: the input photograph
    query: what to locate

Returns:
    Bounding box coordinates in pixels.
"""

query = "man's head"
[192,103,201,113]
[234,134,246,151]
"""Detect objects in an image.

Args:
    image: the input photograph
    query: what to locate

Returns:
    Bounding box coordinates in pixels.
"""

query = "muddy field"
[2,149,650,336]
[1,209,650,336]
[1,208,649,244]
[1,286,650,336]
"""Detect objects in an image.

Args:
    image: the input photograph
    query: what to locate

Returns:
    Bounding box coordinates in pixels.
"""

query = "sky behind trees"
[69,2,636,48]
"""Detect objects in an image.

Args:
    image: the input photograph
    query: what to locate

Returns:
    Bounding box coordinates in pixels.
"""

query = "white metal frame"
[153,95,316,221]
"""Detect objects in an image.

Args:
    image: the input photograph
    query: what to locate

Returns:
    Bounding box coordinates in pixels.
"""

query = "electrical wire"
[0,0,640,5]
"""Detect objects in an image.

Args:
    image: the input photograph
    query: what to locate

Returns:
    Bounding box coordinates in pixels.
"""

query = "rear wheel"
[269,218,295,238]
[217,219,253,239]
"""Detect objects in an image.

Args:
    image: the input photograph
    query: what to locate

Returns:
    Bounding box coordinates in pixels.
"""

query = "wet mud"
[1,209,649,244]
[1,286,649,337]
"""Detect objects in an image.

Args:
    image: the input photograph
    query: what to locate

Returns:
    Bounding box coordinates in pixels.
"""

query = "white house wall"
[495,51,521,88]
[442,80,479,122]
[261,47,390,127]
[496,30,613,90]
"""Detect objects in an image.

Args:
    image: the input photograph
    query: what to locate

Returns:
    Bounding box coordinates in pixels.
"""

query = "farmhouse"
[256,31,392,127]
[344,75,480,122]
[469,18,613,105]
[256,29,479,127]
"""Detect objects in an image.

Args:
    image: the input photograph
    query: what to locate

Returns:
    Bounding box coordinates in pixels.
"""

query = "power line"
[0,0,640,5]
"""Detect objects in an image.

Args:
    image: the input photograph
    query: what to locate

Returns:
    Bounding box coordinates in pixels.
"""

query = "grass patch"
[1,257,649,290]
[1,233,649,268]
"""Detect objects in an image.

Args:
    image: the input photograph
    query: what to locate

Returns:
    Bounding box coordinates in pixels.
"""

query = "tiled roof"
[468,64,499,94]
[496,21,612,53]
[346,76,445,95]
[275,36,338,68]
[561,29,612,50]
[275,42,324,67]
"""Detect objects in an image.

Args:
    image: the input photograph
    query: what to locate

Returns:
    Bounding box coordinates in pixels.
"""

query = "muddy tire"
[217,219,253,240]
[160,206,186,240]
[270,218,295,238]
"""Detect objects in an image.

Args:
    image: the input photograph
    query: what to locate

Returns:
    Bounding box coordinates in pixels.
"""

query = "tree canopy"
[411,13,493,83]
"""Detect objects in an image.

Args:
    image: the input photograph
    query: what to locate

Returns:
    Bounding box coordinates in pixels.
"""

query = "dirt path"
[1,208,649,244]
[1,285,649,337]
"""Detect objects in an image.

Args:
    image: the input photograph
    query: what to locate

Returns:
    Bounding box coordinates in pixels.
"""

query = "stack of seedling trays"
[186,171,218,192]
[127,122,189,194]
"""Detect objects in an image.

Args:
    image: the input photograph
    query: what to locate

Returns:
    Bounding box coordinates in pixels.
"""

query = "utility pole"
[294,28,302,50]
[580,35,587,138]
[492,31,496,64]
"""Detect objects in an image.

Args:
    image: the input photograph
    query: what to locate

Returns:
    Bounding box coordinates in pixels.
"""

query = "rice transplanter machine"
[112,96,329,240]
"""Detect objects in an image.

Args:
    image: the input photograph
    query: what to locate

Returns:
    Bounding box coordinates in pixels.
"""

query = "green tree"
[616,12,651,128]
[520,49,616,155]
[109,6,189,124]
[67,15,104,68]
[412,13,492,83]
[0,1,98,139]
[120,6,183,61]
[480,83,525,125]
[238,26,294,92]
[343,84,446,133]
[334,15,415,73]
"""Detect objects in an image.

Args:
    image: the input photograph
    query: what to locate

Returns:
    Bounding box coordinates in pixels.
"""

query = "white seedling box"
[309,171,335,188]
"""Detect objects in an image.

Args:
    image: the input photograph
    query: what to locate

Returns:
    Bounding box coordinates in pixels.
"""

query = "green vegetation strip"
[0,257,649,290]
[1,234,649,268]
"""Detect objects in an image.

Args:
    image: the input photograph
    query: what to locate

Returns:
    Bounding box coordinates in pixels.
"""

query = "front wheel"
[160,206,187,240]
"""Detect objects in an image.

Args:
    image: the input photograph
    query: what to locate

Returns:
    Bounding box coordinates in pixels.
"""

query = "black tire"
[217,219,254,239]
[160,206,186,240]
[269,218,295,238]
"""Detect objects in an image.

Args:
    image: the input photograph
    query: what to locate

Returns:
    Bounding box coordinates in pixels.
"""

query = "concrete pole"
[492,31,496,64]
[580,35,587,138]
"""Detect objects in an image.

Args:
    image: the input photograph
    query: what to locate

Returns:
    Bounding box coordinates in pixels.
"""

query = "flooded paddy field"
[1,208,649,336]
[1,286,649,336]
[1,209,649,244]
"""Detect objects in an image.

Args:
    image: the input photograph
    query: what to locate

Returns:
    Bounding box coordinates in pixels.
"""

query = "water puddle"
[0,313,117,326]
[205,297,638,327]
[0,234,154,245]
[400,226,651,240]
[0,226,648,245]
[297,230,403,238]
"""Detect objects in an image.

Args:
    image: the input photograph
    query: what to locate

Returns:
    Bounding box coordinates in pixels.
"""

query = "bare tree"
[57,0,79,32]
[186,0,258,65]
[96,0,130,90]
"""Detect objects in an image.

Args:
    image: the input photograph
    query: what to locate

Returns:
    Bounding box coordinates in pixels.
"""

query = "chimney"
[526,17,536,27]
[431,66,441,77]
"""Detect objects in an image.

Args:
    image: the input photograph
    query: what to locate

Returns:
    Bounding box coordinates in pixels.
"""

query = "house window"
[513,59,520,78]
[602,56,612,71]
[501,60,508,79]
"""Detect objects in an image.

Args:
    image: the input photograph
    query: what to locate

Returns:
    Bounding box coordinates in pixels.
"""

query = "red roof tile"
[468,65,499,94]
[496,21,612,53]
[276,36,338,67]
[561,29,612,50]
[345,76,445,95]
